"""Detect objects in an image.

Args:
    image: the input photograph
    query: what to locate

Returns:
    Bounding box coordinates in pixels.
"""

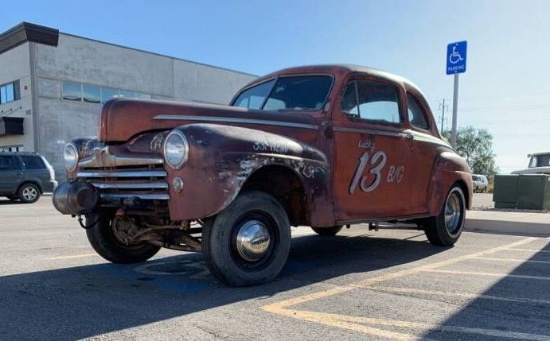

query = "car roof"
[245,64,424,94]
[528,152,550,157]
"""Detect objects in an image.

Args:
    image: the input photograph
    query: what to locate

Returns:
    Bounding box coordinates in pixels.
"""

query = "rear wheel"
[203,191,291,287]
[18,183,40,203]
[86,213,160,263]
[311,226,343,236]
[422,186,466,246]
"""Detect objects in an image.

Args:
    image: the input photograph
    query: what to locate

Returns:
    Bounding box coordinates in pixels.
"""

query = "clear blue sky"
[3,0,549,173]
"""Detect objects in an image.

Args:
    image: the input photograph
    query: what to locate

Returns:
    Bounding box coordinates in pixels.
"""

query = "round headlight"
[163,130,189,170]
[64,143,79,171]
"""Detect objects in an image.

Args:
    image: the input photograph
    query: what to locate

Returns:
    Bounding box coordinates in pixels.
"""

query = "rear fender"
[427,151,473,215]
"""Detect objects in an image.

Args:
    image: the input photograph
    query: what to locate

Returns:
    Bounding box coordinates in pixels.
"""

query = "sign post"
[446,41,467,148]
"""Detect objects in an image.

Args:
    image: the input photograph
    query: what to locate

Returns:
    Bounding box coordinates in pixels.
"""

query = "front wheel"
[422,186,466,246]
[203,191,291,287]
[86,213,160,263]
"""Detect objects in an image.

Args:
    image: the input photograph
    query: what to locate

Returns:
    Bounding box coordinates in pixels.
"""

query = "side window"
[407,93,430,130]
[0,156,20,170]
[20,155,46,170]
[341,79,401,124]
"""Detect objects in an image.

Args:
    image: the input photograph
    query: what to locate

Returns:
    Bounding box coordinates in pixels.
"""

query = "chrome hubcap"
[236,220,271,262]
[444,192,462,234]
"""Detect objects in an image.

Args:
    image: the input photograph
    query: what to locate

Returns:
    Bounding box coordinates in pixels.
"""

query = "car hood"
[98,98,321,143]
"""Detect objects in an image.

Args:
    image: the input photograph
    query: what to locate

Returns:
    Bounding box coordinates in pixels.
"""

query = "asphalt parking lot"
[1,195,549,340]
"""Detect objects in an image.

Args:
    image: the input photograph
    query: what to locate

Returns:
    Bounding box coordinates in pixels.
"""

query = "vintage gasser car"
[53,65,472,286]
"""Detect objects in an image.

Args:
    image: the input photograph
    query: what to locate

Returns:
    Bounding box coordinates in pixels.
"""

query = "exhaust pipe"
[52,182,99,215]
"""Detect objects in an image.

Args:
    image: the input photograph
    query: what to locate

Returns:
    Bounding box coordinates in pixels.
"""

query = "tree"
[442,126,499,175]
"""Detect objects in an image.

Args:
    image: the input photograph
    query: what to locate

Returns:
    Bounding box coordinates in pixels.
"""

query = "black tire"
[17,183,40,203]
[86,213,160,264]
[203,191,291,287]
[423,186,466,246]
[311,226,343,236]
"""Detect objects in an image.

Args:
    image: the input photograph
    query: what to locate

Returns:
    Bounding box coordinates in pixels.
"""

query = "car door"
[0,155,23,194]
[332,77,417,223]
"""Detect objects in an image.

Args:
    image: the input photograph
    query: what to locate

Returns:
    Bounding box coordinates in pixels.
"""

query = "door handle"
[404,132,414,140]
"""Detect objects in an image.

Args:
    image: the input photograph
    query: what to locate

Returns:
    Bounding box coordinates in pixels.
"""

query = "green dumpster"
[493,175,519,209]
[516,175,550,210]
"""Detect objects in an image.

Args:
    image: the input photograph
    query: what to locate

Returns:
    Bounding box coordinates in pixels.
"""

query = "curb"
[465,210,550,237]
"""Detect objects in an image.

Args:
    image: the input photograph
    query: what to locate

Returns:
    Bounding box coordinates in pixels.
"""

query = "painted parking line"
[46,253,98,260]
[424,269,550,281]
[507,249,550,254]
[363,286,550,305]
[262,309,550,341]
[262,237,548,339]
[474,257,550,264]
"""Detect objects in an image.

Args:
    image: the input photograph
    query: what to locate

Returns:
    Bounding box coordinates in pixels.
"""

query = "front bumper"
[53,146,170,215]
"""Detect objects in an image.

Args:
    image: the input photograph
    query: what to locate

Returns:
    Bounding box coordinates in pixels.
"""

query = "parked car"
[0,152,58,203]
[471,174,488,192]
[511,152,550,174]
[53,64,473,286]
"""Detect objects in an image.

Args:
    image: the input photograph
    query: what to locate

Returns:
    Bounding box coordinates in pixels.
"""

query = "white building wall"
[0,43,34,151]
[173,60,255,104]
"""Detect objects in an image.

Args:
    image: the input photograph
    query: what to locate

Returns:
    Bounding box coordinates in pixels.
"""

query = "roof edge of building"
[0,22,59,54]
[0,21,257,78]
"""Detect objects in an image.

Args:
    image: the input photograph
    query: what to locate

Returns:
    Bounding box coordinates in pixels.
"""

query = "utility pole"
[438,99,448,131]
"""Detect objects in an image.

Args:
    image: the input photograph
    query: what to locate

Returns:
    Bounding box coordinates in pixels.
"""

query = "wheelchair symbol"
[449,45,464,64]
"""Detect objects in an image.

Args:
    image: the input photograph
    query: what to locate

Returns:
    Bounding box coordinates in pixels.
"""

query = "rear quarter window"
[20,155,46,170]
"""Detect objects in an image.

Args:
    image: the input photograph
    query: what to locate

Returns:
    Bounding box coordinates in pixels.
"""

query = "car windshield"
[231,75,333,111]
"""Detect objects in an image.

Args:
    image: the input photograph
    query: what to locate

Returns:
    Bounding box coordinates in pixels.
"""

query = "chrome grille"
[77,164,169,201]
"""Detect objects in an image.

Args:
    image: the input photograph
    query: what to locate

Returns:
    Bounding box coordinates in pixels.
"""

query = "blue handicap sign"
[446,41,467,75]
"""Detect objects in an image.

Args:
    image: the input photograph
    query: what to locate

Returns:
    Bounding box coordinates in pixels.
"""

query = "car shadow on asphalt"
[0,230,446,340]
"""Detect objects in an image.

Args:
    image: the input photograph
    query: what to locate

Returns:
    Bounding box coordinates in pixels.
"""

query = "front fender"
[427,151,473,215]
[166,123,328,221]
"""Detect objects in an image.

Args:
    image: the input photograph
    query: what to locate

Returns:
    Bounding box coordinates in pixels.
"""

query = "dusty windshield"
[231,75,333,111]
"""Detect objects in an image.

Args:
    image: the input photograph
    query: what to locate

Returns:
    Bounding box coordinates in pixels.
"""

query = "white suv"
[472,174,488,193]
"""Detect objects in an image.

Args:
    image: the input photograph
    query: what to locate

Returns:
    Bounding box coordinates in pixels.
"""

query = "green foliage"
[443,126,499,175]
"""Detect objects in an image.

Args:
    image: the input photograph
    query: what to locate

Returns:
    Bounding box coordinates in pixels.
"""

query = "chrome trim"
[154,115,319,130]
[77,170,167,178]
[101,193,171,200]
[92,182,168,189]
[78,146,164,168]
[405,129,451,148]
[333,126,405,138]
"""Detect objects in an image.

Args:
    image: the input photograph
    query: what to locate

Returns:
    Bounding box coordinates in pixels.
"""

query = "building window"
[62,81,152,104]
[0,80,20,105]
[0,145,23,152]
[62,82,82,101]
[83,85,101,103]
[101,87,118,103]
